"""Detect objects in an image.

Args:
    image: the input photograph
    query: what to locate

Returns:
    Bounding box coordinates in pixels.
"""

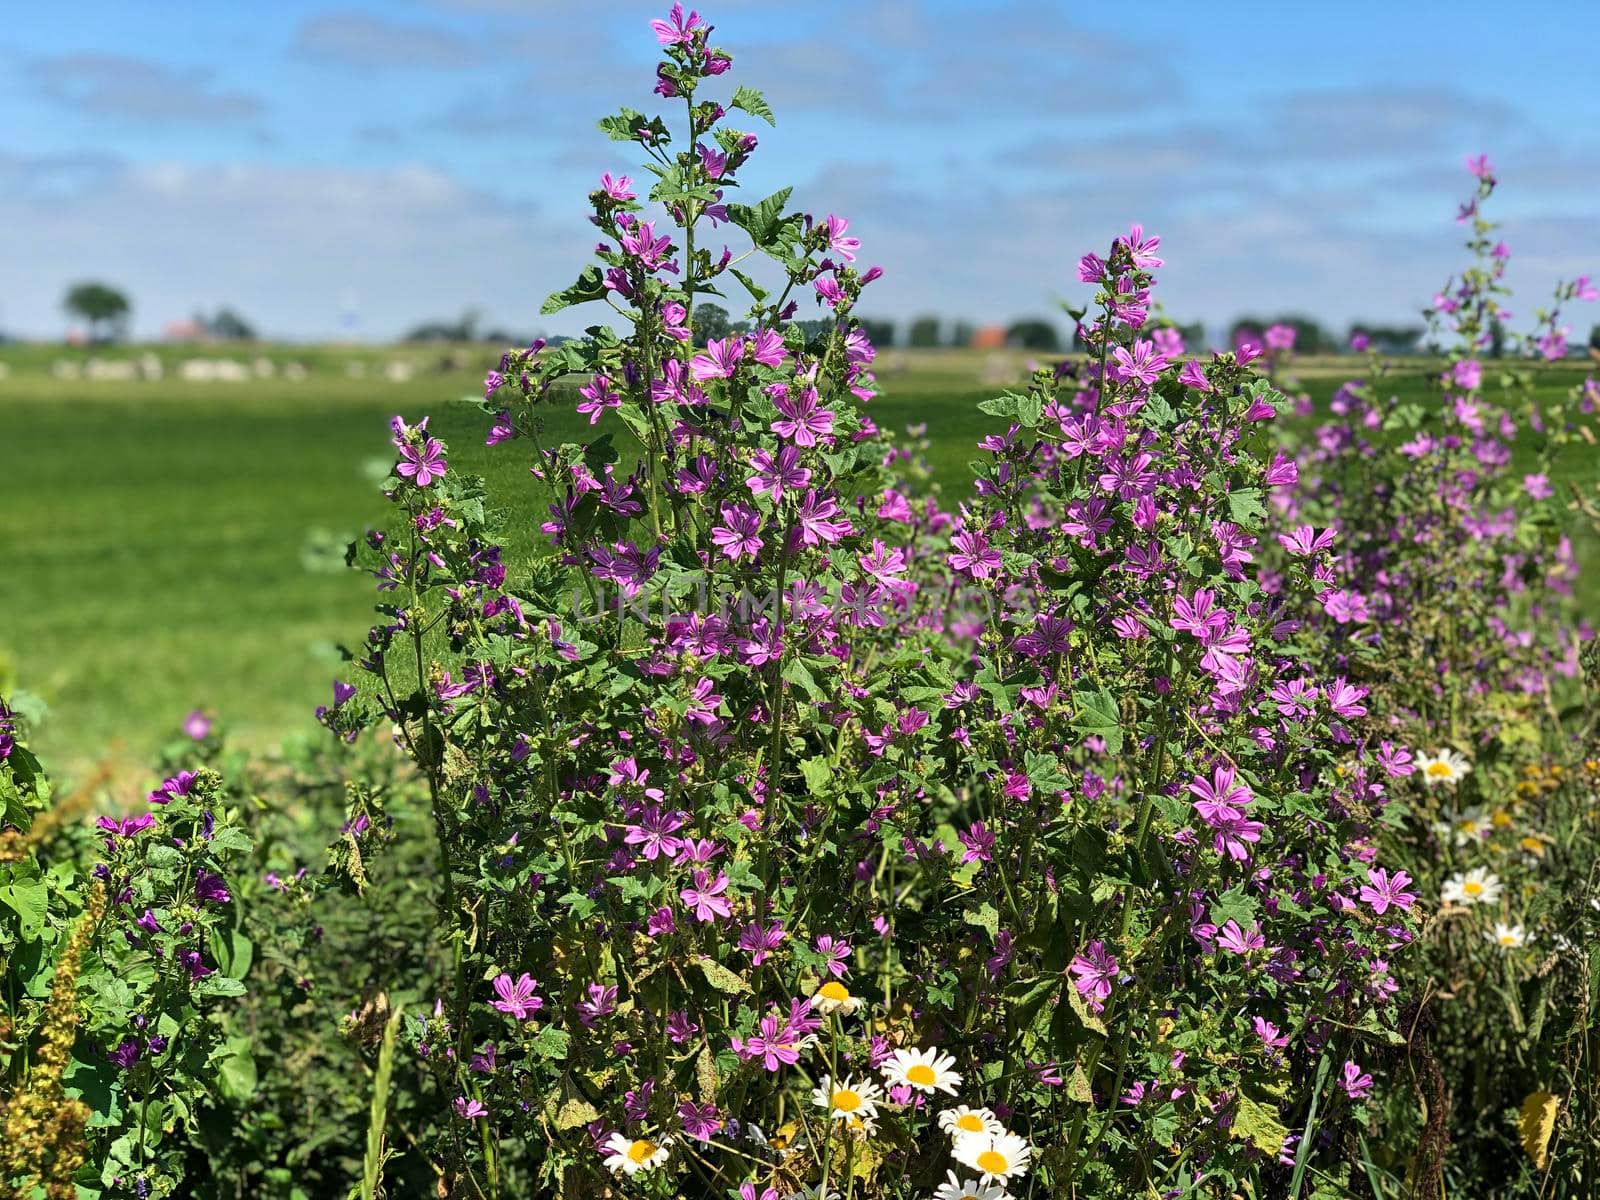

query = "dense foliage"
[2,9,1597,1199]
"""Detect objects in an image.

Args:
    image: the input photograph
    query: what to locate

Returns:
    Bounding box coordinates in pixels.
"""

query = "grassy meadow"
[3,342,1595,770]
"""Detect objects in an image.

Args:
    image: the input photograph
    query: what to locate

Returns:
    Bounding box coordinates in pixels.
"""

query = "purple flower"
[679,870,732,923]
[1358,867,1416,915]
[622,805,689,861]
[710,503,763,562]
[149,770,197,805]
[665,1011,699,1043]
[690,337,745,381]
[182,710,211,740]
[396,438,447,487]
[193,870,231,905]
[1216,920,1266,954]
[1069,941,1119,1011]
[576,375,621,425]
[490,972,544,1020]
[576,982,618,1027]
[818,213,859,261]
[1340,1060,1373,1101]
[678,1100,722,1142]
[769,386,834,446]
[737,919,785,965]
[957,821,995,865]
[454,1096,488,1120]
[948,528,1001,579]
[97,812,156,843]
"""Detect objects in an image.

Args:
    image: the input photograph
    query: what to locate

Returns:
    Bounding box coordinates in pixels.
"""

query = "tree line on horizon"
[8,284,1598,358]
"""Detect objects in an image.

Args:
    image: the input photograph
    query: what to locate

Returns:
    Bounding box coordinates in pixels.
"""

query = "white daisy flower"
[1487,922,1529,949]
[811,1074,883,1122]
[782,1187,840,1200]
[951,1130,1032,1184]
[933,1169,1013,1200]
[881,1046,963,1095]
[602,1132,672,1176]
[812,979,863,1014]
[1441,867,1502,906]
[938,1105,1004,1139]
[1417,748,1471,788]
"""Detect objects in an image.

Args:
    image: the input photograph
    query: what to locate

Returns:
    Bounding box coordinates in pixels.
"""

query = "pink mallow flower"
[489,972,544,1020]
[1358,867,1416,915]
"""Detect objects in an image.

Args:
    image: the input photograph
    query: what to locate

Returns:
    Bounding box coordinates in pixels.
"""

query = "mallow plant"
[319,8,1424,1198]
[1267,159,1600,1198]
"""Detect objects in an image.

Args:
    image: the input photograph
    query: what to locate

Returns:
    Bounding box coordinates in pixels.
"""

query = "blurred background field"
[3,343,1596,770]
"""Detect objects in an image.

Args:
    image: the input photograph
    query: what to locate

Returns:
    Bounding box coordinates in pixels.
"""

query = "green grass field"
[3,344,1595,770]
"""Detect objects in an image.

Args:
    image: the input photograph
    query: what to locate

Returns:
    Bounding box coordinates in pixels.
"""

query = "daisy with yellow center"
[1441,867,1502,906]
[811,1074,883,1122]
[1417,748,1471,787]
[1487,922,1529,949]
[938,1105,1004,1139]
[951,1130,1032,1184]
[1490,809,1514,828]
[932,1169,1012,1200]
[881,1046,963,1095]
[812,979,863,1014]
[601,1132,672,1176]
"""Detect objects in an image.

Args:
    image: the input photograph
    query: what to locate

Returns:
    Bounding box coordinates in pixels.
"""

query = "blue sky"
[2,0,1597,342]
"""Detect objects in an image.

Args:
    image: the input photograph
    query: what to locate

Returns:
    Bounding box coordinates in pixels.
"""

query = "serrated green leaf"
[1233,1094,1288,1155]
[542,266,608,315]
[1070,687,1123,754]
[730,85,775,126]
[696,956,750,994]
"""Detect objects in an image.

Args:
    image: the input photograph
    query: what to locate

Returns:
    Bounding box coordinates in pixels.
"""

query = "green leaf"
[1233,1093,1289,1155]
[730,85,776,126]
[555,1095,600,1130]
[541,265,608,315]
[210,928,254,981]
[695,956,751,994]
[1067,1061,1095,1104]
[0,862,48,942]
[726,187,793,249]
[1003,976,1059,1030]
[963,903,999,939]
[532,1025,571,1061]
[216,1036,258,1103]
[729,267,769,304]
[782,656,820,700]
[798,757,833,795]
[1065,982,1108,1036]
[977,393,1020,420]
[194,974,247,999]
[1227,487,1266,528]
[1070,687,1123,754]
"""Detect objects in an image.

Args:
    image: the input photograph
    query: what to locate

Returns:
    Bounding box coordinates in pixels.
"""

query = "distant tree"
[1006,318,1059,352]
[857,317,895,348]
[907,315,942,348]
[63,281,131,342]
[693,303,732,345]
[948,320,975,348]
[1346,324,1424,355]
[1489,317,1506,360]
[1589,324,1600,352]
[201,307,257,341]
[404,309,481,343]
